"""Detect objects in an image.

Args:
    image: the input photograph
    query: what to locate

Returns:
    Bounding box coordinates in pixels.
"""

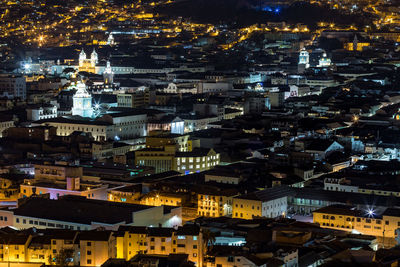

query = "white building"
[0,196,182,231]
[27,104,58,121]
[71,81,93,118]
[318,53,332,67]
[51,50,210,76]
[183,116,219,133]
[39,118,110,141]
[97,110,147,140]
[163,83,197,94]
[324,178,359,193]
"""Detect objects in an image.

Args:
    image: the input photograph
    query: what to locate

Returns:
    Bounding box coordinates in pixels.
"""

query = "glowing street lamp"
[367,208,375,217]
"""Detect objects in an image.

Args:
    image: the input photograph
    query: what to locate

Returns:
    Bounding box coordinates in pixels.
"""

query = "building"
[182,115,220,133]
[96,109,147,140]
[33,164,83,181]
[135,146,220,174]
[269,91,286,108]
[146,133,191,152]
[298,48,310,73]
[197,189,238,217]
[20,178,109,201]
[193,103,225,121]
[244,97,265,114]
[51,50,210,76]
[0,74,26,100]
[232,187,292,219]
[117,88,150,108]
[304,140,344,160]
[117,224,204,266]
[78,49,97,73]
[313,205,400,246]
[0,118,15,137]
[0,234,32,262]
[140,191,188,207]
[71,81,93,118]
[108,184,142,204]
[39,108,147,141]
[317,53,331,67]
[27,104,58,121]
[148,115,185,135]
[103,61,114,85]
[78,231,116,266]
[39,117,110,141]
[204,169,243,185]
[0,195,182,230]
[4,126,57,142]
[175,148,220,175]
[344,35,370,51]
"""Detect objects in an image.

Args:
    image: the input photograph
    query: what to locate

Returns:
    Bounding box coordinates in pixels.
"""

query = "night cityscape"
[1,0,400,266]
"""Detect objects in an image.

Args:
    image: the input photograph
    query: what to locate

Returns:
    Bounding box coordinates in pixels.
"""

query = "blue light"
[262,6,272,12]
[274,7,280,13]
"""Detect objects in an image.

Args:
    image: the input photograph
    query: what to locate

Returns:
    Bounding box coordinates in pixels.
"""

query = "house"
[305,140,344,160]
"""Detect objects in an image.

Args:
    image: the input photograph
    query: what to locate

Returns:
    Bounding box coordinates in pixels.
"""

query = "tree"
[202,228,216,253]
[51,248,74,266]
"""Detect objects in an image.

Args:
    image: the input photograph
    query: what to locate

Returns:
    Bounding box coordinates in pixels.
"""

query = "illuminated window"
[178,235,186,239]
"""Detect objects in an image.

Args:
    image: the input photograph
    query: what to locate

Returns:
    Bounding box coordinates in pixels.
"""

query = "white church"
[71,81,94,118]
[50,49,209,76]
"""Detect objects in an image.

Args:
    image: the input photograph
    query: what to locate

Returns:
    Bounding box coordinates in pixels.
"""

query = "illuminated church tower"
[103,61,114,85]
[79,49,87,67]
[298,48,310,73]
[72,81,93,117]
[91,49,98,65]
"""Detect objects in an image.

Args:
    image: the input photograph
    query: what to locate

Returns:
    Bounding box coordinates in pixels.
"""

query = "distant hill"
[154,0,374,29]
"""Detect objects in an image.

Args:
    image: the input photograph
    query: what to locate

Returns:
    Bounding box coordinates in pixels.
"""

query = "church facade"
[71,81,93,118]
